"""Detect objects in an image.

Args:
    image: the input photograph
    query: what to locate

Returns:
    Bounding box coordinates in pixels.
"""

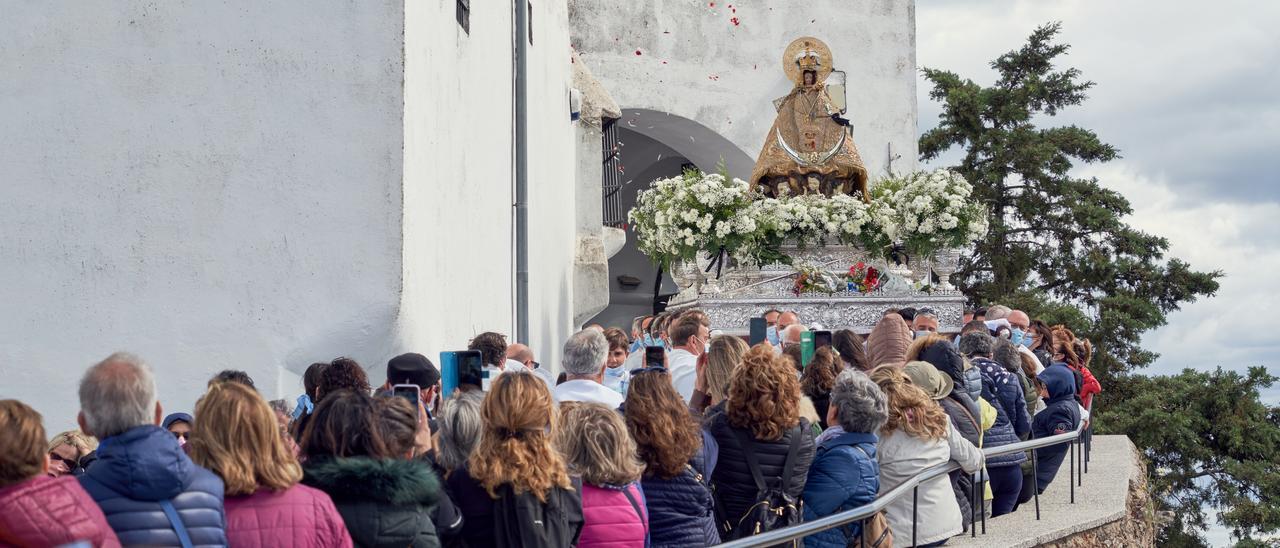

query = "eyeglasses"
[172,431,189,441]
[629,366,668,376]
[48,452,77,468]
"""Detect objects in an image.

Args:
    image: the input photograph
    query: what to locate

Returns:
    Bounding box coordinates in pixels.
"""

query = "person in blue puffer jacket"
[802,369,888,548]
[76,353,228,547]
[959,332,1030,517]
[1031,365,1082,494]
[623,367,721,547]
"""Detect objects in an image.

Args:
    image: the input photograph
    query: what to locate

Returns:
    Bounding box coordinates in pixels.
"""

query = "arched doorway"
[589,109,754,328]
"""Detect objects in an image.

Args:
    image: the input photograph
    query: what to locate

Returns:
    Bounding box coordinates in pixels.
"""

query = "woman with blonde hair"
[448,372,584,547]
[47,430,97,477]
[695,334,749,412]
[556,402,648,547]
[0,400,118,547]
[189,382,352,548]
[705,343,816,540]
[871,367,983,547]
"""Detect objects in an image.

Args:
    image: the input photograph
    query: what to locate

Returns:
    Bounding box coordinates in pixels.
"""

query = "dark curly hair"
[727,343,801,441]
[624,368,702,479]
[468,332,508,367]
[315,357,370,401]
[801,347,839,400]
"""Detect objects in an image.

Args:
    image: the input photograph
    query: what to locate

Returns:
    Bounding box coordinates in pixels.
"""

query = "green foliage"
[1100,368,1280,542]
[917,21,1270,541]
[918,22,1221,387]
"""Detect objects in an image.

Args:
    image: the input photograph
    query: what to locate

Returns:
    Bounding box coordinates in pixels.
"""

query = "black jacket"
[447,466,584,548]
[302,456,442,548]
[705,408,816,537]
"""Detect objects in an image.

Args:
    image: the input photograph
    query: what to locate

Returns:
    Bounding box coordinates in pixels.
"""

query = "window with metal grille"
[456,0,469,34]
[601,119,625,228]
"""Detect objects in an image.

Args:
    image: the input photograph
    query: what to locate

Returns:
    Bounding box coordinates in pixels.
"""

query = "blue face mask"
[1022,334,1035,348]
[1010,328,1025,347]
[766,326,780,346]
[914,330,932,340]
[604,364,626,378]
[953,334,961,347]
[629,339,643,353]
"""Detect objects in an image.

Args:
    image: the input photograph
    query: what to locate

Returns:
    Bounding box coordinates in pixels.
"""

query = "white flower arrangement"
[868,168,989,259]
[628,167,988,268]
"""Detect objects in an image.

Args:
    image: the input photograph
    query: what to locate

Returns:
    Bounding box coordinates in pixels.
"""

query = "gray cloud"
[916,0,1280,204]
[917,1,1279,402]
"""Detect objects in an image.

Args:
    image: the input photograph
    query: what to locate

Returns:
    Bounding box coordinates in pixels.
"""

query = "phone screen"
[749,317,767,345]
[813,330,833,350]
[800,331,815,368]
[441,350,485,397]
[392,384,420,408]
[459,351,484,389]
[644,345,665,369]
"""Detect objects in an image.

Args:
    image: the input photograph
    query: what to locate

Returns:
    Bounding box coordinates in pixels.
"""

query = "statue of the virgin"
[750,37,870,200]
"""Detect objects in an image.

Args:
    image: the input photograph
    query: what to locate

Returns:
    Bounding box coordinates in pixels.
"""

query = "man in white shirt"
[506,342,554,389]
[552,329,625,408]
[667,313,710,403]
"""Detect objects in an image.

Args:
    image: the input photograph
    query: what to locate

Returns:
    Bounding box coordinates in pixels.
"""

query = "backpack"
[717,425,804,543]
[493,477,584,548]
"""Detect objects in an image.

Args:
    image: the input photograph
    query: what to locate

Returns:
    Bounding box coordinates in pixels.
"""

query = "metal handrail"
[714,402,1091,548]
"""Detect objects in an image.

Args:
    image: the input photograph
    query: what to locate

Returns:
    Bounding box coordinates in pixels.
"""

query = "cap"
[386,353,441,389]
[162,412,193,429]
[902,361,954,400]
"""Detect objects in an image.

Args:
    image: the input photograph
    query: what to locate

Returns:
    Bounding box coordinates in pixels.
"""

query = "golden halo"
[782,36,833,86]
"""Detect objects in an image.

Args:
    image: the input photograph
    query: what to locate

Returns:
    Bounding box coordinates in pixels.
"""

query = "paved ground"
[946,435,1136,548]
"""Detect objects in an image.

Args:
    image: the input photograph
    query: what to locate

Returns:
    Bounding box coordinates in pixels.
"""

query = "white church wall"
[523,0,581,374]
[0,2,407,428]
[402,0,580,376]
[569,0,919,180]
[400,1,517,363]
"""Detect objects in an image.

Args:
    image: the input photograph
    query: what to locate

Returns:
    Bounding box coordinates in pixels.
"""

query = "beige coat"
[877,422,984,545]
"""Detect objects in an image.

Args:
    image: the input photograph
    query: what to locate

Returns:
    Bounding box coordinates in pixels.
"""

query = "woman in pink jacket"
[0,399,119,547]
[189,382,353,548]
[555,402,648,548]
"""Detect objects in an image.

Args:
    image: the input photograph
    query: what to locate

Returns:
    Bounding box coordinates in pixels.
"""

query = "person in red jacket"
[0,399,120,548]
[188,382,353,548]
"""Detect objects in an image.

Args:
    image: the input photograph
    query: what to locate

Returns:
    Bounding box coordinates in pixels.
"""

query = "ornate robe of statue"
[750,37,869,200]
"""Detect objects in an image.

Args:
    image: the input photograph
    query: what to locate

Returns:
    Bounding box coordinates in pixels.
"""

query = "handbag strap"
[731,426,768,495]
[621,484,649,544]
[159,499,194,548]
[778,425,803,493]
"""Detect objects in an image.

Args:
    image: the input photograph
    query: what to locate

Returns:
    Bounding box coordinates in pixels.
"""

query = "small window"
[456,0,470,34]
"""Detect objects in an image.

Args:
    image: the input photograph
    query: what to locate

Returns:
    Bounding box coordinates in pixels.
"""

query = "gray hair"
[915,308,938,319]
[958,331,995,358]
[985,305,1011,321]
[562,329,608,376]
[830,369,888,434]
[436,391,485,472]
[78,352,157,439]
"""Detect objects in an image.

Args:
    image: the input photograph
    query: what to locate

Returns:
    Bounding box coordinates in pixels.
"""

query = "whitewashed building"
[0,0,917,428]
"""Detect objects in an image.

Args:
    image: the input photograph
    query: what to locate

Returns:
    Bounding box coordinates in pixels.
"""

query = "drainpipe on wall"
[514,0,529,344]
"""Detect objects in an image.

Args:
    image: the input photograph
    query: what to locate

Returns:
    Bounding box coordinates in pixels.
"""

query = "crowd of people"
[0,304,1101,548]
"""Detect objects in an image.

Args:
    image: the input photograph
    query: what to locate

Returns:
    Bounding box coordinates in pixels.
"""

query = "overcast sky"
[915,1,1280,406]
